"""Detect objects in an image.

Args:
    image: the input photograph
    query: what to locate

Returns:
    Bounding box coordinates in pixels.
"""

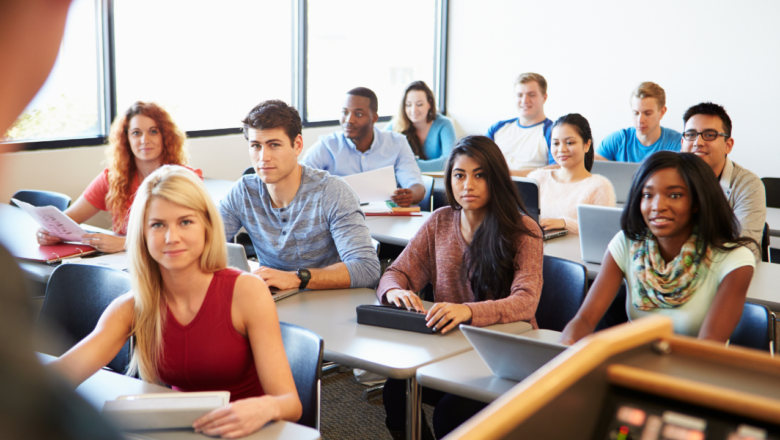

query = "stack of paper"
[341,166,397,204]
[360,201,393,214]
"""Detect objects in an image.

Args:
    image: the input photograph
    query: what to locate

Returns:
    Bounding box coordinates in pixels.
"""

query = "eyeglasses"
[682,129,730,142]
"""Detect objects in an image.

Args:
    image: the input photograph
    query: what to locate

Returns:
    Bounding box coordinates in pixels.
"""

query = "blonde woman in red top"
[36,101,201,253]
[50,166,301,438]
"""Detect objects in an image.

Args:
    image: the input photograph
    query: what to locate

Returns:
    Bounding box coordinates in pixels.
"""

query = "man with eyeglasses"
[680,102,765,261]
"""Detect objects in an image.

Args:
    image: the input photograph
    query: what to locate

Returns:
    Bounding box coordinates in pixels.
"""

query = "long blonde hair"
[106,101,188,232]
[125,165,227,383]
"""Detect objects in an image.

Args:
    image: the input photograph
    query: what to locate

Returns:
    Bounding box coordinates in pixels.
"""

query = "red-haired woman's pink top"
[82,165,203,235]
[376,207,544,328]
[158,268,264,402]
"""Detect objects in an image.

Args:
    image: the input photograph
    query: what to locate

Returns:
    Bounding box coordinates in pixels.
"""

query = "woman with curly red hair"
[35,101,202,253]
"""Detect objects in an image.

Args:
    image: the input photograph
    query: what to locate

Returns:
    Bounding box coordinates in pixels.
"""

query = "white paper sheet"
[63,251,129,271]
[341,166,397,204]
[12,198,88,242]
[360,201,392,214]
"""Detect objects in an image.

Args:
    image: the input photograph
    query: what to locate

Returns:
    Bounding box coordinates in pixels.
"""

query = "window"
[304,0,438,123]
[2,0,104,143]
[113,0,292,133]
[2,0,446,148]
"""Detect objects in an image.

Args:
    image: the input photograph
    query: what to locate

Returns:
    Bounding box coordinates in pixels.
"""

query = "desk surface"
[203,178,236,204]
[274,288,532,379]
[37,354,320,440]
[767,207,780,236]
[366,212,431,247]
[415,329,562,403]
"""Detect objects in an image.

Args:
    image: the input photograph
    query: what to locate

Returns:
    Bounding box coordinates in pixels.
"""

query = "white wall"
[446,0,780,178]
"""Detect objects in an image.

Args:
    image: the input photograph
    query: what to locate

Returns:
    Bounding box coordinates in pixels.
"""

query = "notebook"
[103,391,229,431]
[226,242,299,301]
[461,325,567,382]
[577,205,623,263]
[590,161,640,204]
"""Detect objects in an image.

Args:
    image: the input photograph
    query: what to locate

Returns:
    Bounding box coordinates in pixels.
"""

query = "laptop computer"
[512,176,540,223]
[577,205,623,264]
[461,325,567,382]
[512,176,569,240]
[590,161,640,204]
[226,242,299,301]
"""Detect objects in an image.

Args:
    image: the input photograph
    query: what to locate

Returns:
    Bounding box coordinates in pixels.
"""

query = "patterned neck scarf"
[630,230,712,311]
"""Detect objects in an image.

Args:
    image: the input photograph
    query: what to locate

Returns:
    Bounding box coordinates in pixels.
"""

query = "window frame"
[4,0,448,150]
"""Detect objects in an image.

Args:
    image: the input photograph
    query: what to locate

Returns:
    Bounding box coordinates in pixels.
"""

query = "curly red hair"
[106,101,188,232]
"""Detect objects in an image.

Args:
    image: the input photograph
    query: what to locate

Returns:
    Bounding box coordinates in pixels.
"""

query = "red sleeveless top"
[158,268,264,402]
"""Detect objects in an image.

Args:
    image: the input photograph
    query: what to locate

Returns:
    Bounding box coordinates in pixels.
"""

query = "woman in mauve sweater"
[529,113,616,235]
[377,135,543,440]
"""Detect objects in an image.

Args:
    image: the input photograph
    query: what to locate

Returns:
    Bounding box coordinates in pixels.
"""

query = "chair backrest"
[243,166,256,176]
[536,255,588,331]
[11,189,71,211]
[762,177,780,208]
[762,223,770,263]
[432,187,448,211]
[280,322,324,430]
[419,175,434,212]
[512,177,540,222]
[38,264,132,373]
[730,302,774,353]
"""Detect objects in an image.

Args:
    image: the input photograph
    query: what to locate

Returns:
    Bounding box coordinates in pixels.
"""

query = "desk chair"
[420,175,434,212]
[11,189,71,211]
[280,322,323,430]
[762,177,780,208]
[730,302,775,354]
[37,265,132,373]
[243,166,256,176]
[432,187,448,211]
[536,255,588,331]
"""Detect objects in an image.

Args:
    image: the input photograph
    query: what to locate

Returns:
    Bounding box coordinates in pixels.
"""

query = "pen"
[360,202,368,206]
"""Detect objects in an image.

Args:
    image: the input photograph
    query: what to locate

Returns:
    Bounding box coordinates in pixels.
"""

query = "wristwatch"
[296,269,311,290]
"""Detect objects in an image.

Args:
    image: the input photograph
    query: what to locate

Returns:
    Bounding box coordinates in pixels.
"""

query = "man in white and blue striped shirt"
[219,100,380,290]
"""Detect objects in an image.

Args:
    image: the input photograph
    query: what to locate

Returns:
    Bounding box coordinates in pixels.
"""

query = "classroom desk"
[37,354,320,440]
[415,329,562,404]
[274,288,532,440]
[767,207,780,236]
[203,177,235,204]
[365,212,431,247]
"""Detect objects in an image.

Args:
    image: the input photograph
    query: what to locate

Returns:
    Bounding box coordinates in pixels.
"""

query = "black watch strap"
[296,269,311,290]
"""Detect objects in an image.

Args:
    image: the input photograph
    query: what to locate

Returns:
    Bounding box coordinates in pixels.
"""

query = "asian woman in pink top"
[529,113,616,234]
[377,135,544,439]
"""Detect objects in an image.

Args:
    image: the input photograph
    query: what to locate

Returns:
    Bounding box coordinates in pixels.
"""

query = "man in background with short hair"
[596,81,682,163]
[487,72,554,177]
[301,87,425,207]
[680,102,765,262]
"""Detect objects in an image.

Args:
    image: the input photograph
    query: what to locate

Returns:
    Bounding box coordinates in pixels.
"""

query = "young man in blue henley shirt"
[487,72,555,177]
[219,100,380,291]
[595,81,682,163]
